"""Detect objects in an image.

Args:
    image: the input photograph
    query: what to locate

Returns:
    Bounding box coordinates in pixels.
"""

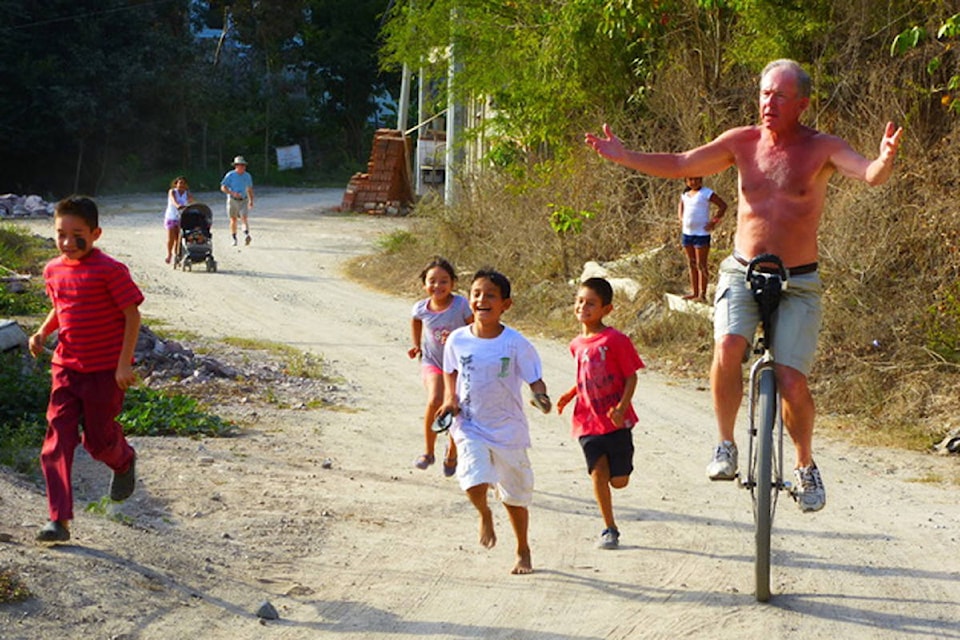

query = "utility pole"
[397,65,411,132]
[444,8,462,206]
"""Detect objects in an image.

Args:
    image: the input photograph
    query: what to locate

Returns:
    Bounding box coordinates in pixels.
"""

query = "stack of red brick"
[341,129,413,214]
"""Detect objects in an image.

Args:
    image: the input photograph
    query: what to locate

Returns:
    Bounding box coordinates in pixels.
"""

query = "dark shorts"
[682,234,711,248]
[578,428,634,478]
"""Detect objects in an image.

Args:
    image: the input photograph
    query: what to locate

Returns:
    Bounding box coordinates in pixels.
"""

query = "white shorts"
[456,437,533,507]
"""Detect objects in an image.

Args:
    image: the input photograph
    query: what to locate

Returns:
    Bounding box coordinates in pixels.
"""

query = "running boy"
[556,277,644,550]
[29,196,144,542]
[439,268,550,574]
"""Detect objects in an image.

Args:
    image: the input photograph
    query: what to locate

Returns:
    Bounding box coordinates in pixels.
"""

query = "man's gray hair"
[761,59,812,98]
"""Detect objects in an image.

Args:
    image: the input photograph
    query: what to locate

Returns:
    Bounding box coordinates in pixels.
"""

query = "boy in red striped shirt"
[29,196,144,543]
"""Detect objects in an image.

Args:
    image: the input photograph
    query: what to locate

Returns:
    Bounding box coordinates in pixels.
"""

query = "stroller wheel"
[206,257,217,273]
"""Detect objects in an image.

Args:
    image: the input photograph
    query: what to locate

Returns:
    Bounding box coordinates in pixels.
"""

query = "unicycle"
[739,254,792,602]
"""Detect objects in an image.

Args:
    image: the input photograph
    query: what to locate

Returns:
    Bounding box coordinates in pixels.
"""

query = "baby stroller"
[174,203,217,272]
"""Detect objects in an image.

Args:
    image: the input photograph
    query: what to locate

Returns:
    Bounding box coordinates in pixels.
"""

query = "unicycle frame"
[739,254,791,603]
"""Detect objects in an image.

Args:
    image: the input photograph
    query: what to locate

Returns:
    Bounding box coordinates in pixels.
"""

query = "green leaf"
[890,26,924,57]
[937,14,960,39]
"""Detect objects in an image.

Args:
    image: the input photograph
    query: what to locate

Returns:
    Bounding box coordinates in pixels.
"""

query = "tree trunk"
[73,139,85,194]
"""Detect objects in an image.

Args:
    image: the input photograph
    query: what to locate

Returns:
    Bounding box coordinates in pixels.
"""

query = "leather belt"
[733,253,818,276]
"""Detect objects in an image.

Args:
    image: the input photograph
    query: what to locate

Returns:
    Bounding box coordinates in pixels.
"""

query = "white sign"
[275,145,303,171]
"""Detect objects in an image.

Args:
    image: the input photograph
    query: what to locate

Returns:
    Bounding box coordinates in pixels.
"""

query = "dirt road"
[2,188,958,639]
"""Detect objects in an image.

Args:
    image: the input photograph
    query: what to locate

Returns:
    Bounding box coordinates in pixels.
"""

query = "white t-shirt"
[442,324,543,449]
[681,187,715,236]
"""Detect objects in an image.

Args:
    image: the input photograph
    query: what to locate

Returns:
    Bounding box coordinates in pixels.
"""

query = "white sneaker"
[793,463,826,512]
[706,441,738,480]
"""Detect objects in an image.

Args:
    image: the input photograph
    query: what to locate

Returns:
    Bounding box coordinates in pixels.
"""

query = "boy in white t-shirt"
[439,268,550,575]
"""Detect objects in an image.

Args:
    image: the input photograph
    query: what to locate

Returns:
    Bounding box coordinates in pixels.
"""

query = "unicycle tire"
[754,367,777,602]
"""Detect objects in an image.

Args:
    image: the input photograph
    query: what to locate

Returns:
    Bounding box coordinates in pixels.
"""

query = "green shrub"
[0,286,49,316]
[0,353,49,473]
[376,229,418,255]
[0,567,31,603]
[925,281,960,363]
[0,223,55,316]
[120,387,237,438]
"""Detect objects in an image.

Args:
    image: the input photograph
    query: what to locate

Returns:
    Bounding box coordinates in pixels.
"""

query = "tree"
[380,0,672,164]
[0,0,198,194]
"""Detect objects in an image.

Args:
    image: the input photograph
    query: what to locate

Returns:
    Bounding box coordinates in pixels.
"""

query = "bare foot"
[165,255,172,264]
[682,293,698,300]
[511,548,533,575]
[696,296,708,304]
[479,507,496,549]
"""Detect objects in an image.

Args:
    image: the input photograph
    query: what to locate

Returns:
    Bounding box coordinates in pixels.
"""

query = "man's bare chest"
[740,143,831,197]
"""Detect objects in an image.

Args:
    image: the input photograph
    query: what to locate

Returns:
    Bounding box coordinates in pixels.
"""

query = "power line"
[1,0,178,32]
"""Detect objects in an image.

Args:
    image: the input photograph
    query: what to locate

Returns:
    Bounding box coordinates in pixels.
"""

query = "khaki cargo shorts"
[226,196,248,219]
[713,255,823,375]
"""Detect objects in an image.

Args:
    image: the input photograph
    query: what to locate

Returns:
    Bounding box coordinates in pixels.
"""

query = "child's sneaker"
[36,520,70,542]
[245,233,252,246]
[597,527,619,550]
[110,451,137,501]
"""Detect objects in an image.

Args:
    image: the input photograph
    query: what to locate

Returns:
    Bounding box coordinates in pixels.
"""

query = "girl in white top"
[407,257,473,476]
[164,176,194,264]
[678,176,727,302]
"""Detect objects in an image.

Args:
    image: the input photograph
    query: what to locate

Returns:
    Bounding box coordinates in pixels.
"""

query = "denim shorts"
[682,233,711,248]
[713,255,823,375]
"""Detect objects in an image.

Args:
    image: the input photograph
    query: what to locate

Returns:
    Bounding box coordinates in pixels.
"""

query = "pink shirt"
[44,248,144,372]
[568,327,644,437]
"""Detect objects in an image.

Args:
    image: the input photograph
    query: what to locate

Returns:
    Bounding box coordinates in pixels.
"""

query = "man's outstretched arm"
[832,121,904,186]
[585,123,737,179]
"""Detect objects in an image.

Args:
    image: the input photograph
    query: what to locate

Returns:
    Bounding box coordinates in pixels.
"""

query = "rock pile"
[133,326,349,409]
[0,194,55,218]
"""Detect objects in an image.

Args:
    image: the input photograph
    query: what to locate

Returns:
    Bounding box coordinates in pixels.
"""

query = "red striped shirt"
[44,248,144,372]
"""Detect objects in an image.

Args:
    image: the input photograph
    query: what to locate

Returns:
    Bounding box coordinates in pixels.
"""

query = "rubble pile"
[0,194,55,218]
[131,325,349,409]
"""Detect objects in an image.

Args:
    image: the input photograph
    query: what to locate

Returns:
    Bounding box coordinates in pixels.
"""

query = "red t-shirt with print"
[569,327,645,438]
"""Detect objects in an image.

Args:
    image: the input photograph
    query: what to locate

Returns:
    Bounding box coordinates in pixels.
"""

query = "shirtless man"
[585,59,903,512]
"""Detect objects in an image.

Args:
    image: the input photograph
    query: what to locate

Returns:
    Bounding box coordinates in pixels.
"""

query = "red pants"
[41,365,135,521]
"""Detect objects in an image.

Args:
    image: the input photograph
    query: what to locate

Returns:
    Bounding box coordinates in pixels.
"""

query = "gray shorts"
[713,255,823,375]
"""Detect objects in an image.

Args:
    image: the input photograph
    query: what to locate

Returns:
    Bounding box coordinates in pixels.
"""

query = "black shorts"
[578,429,634,478]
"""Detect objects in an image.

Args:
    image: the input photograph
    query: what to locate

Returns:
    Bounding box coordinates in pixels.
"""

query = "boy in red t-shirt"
[29,196,144,543]
[557,277,645,550]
